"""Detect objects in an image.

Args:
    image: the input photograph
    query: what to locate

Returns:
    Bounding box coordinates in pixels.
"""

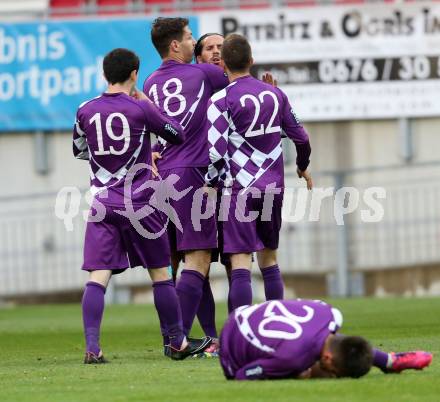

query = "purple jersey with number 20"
[219,299,343,380]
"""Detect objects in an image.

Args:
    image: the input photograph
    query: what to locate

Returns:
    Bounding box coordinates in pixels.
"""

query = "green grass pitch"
[0,298,439,402]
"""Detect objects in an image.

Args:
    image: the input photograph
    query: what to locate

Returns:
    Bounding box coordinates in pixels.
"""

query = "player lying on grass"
[73,48,212,363]
[205,34,312,312]
[219,299,433,380]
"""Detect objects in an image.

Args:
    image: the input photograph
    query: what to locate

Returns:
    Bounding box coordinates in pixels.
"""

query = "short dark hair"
[222,33,252,72]
[331,336,373,378]
[103,48,139,85]
[151,17,189,58]
[194,32,224,58]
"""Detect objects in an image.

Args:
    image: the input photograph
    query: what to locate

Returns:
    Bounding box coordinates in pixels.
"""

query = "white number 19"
[90,112,130,156]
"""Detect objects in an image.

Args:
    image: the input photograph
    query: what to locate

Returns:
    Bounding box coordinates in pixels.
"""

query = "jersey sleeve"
[200,64,229,92]
[279,90,311,172]
[72,111,89,160]
[329,307,343,333]
[234,356,300,380]
[205,98,232,187]
[139,99,185,145]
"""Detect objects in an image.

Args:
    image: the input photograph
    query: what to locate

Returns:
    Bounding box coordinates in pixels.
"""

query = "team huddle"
[73,17,432,379]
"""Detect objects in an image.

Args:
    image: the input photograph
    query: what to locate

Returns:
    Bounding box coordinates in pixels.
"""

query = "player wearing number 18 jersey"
[143,18,229,340]
[73,48,211,363]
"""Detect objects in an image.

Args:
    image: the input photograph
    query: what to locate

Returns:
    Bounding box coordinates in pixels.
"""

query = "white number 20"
[90,112,130,156]
[258,300,314,340]
[240,90,281,138]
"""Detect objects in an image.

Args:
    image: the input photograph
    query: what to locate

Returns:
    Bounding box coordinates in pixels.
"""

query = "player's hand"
[151,152,162,177]
[132,88,150,102]
[297,168,313,190]
[203,184,217,197]
[296,368,312,379]
[308,362,337,379]
[262,72,278,87]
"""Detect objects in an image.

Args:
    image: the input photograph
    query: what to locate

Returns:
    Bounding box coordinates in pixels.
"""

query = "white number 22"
[240,90,281,138]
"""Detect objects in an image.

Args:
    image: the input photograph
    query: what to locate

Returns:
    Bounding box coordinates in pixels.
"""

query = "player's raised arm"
[139,98,186,145]
[72,112,89,160]
[205,98,231,187]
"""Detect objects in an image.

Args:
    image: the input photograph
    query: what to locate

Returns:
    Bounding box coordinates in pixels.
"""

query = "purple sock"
[260,264,284,300]
[227,274,233,314]
[373,348,390,370]
[196,277,218,338]
[158,316,169,346]
[82,281,106,355]
[230,269,252,310]
[176,269,205,336]
[152,279,185,350]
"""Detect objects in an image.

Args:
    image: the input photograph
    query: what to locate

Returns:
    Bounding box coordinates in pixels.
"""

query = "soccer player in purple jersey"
[195,33,224,67]
[205,34,313,311]
[152,32,229,349]
[219,299,433,380]
[143,18,230,342]
[73,48,211,363]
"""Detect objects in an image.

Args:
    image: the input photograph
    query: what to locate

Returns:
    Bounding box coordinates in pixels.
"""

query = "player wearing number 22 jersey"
[205,34,312,311]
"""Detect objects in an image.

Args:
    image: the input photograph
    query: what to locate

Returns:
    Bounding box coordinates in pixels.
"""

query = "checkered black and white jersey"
[205,76,311,191]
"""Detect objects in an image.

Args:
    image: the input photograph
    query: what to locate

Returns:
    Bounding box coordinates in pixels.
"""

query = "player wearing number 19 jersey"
[220,299,433,380]
[73,48,211,363]
[143,18,229,340]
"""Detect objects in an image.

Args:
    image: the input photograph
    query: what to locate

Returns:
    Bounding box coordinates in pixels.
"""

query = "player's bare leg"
[257,248,284,300]
[176,249,212,336]
[222,259,233,313]
[170,250,182,284]
[229,253,253,310]
[82,269,112,364]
